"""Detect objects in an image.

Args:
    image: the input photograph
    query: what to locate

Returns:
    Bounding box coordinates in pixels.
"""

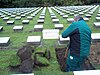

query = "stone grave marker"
[51,15,56,19]
[27,16,33,20]
[85,14,91,18]
[63,15,68,18]
[7,20,15,25]
[43,29,59,39]
[97,14,100,17]
[34,25,43,31]
[22,20,29,24]
[0,37,10,46]
[83,17,89,21]
[27,36,41,46]
[96,17,100,21]
[91,33,100,42]
[37,19,44,24]
[58,35,70,45]
[15,17,21,20]
[39,16,45,19]
[21,14,26,17]
[94,22,100,27]
[13,26,23,31]
[0,26,3,31]
[1,15,6,18]
[54,24,63,30]
[11,73,34,75]
[52,19,59,23]
[73,70,100,75]
[3,17,9,21]
[11,15,16,18]
[67,18,74,22]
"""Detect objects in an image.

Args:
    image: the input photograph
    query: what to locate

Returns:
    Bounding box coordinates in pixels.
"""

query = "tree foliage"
[0,0,100,8]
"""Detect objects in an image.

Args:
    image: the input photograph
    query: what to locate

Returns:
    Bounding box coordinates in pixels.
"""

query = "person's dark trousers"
[66,53,87,72]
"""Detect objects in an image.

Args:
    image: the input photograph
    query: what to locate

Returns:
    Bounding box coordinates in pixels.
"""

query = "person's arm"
[62,22,76,38]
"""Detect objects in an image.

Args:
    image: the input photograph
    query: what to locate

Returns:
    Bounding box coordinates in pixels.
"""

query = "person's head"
[74,15,83,22]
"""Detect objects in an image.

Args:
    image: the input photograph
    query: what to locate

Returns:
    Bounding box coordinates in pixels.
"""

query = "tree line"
[0,0,100,8]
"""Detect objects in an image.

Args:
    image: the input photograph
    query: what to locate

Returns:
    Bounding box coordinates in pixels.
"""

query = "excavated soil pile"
[55,45,97,72]
[9,45,51,73]
[55,47,66,72]
[17,45,33,73]
[89,43,100,67]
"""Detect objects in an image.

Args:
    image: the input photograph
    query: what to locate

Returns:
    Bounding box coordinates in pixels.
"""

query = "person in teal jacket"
[62,15,91,71]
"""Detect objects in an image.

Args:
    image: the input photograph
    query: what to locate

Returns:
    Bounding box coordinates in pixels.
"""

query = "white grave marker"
[96,17,100,21]
[13,26,23,31]
[91,33,100,41]
[51,15,56,19]
[73,70,100,75]
[63,15,68,18]
[27,36,41,45]
[55,24,63,29]
[67,18,74,22]
[27,16,33,20]
[0,37,10,46]
[7,20,15,24]
[11,15,16,18]
[83,17,89,21]
[85,14,91,18]
[22,20,29,24]
[43,29,59,39]
[34,25,43,31]
[0,26,3,31]
[94,22,100,27]
[11,73,34,75]
[52,19,59,23]
[39,16,45,19]
[15,17,21,20]
[37,19,44,23]
[58,35,70,45]
[3,17,9,21]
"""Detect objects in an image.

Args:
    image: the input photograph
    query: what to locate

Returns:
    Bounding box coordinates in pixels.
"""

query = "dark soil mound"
[19,58,33,73]
[55,47,66,72]
[9,45,50,73]
[55,47,96,72]
[17,45,34,61]
[10,45,34,73]
[89,43,100,66]
[82,57,95,70]
[18,45,34,73]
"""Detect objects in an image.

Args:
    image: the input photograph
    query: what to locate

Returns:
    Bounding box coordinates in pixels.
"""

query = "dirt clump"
[17,45,33,61]
[9,45,51,73]
[18,45,34,73]
[19,58,33,73]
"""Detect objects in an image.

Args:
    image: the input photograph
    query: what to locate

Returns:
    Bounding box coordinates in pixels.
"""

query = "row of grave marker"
[0,31,100,47]
[1,6,100,27]
[0,6,100,47]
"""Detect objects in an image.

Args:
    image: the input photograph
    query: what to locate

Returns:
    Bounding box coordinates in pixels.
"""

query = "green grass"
[0,6,100,75]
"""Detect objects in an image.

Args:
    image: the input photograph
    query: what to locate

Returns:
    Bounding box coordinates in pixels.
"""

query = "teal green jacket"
[62,19,91,56]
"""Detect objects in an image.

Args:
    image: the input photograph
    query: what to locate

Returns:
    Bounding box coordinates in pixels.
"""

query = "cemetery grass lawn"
[0,6,100,75]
